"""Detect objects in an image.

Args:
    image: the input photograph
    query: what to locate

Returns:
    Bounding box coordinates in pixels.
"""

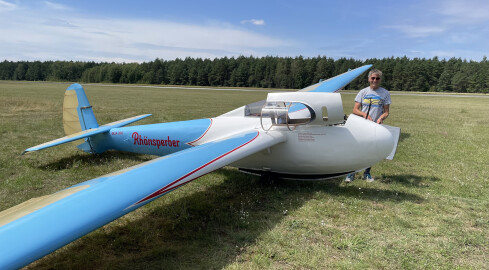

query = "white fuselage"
[197,115,394,178]
[107,92,397,179]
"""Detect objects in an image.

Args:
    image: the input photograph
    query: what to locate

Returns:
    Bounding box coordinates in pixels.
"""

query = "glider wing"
[300,64,372,93]
[0,129,285,269]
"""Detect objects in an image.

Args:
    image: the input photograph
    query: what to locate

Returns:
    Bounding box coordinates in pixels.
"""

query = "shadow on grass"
[380,173,440,187]
[28,168,423,270]
[36,151,152,171]
[399,132,410,142]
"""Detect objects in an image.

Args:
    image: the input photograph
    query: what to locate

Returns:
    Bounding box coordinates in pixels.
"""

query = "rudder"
[63,83,99,136]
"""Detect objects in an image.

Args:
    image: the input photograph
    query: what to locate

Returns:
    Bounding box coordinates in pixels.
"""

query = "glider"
[0,65,400,269]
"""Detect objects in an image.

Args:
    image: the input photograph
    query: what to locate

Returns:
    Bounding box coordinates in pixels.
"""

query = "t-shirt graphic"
[354,87,391,122]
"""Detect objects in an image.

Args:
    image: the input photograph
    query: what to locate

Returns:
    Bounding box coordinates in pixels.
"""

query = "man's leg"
[345,173,355,183]
[363,167,374,182]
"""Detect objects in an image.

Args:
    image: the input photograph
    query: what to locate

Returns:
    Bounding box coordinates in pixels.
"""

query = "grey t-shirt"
[354,87,391,122]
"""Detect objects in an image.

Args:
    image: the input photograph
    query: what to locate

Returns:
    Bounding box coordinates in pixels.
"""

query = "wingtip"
[359,64,373,70]
[21,148,37,155]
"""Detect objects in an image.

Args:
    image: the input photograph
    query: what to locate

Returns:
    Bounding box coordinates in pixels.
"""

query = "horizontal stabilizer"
[23,114,152,154]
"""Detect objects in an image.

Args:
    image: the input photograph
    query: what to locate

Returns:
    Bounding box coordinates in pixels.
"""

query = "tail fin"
[22,83,152,155]
[63,83,99,135]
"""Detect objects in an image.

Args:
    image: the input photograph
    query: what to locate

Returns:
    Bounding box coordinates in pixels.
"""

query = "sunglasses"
[370,77,381,81]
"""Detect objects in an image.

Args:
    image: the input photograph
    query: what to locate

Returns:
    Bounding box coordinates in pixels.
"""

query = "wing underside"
[0,130,285,269]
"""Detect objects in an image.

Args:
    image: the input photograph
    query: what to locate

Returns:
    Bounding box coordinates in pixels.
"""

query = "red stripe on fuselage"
[132,131,259,207]
[187,118,213,146]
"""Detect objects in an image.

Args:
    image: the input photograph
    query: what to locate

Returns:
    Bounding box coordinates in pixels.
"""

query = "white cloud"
[439,0,489,23]
[240,19,265,26]
[0,8,291,62]
[0,0,16,12]
[408,50,424,55]
[43,1,70,10]
[384,25,445,38]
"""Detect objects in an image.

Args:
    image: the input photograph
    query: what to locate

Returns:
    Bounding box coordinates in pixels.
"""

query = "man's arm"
[377,104,390,124]
[352,101,373,121]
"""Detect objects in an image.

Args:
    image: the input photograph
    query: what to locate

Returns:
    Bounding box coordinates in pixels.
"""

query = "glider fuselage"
[103,105,394,179]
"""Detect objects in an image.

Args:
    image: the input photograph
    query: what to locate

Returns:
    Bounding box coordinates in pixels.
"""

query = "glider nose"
[375,124,395,159]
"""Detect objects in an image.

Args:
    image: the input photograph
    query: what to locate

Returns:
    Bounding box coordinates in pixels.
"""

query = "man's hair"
[368,69,383,79]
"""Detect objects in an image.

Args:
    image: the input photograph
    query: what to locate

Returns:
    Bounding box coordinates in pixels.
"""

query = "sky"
[1,0,488,63]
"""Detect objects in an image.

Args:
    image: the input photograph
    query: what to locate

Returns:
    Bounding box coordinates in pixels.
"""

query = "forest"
[1,56,488,93]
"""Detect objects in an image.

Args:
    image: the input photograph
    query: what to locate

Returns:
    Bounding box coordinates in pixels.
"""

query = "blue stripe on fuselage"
[106,119,211,156]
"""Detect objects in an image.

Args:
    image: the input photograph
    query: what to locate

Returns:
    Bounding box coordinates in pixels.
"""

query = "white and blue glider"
[0,64,400,269]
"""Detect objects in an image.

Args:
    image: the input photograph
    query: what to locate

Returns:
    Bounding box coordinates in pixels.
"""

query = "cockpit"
[257,92,346,131]
[260,101,314,131]
[220,92,346,131]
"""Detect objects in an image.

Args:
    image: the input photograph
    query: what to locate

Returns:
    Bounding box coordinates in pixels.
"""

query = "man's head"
[368,69,382,90]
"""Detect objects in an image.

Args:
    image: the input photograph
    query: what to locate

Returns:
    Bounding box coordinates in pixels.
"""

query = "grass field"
[1,81,489,269]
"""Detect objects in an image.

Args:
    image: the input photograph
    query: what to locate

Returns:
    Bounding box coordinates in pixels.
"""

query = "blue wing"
[0,130,285,269]
[282,64,372,114]
[300,64,372,93]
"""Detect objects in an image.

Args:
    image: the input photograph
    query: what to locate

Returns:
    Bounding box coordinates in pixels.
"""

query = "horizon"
[3,55,488,64]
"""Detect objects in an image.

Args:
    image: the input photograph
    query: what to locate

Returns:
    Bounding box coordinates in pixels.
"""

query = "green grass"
[1,81,489,269]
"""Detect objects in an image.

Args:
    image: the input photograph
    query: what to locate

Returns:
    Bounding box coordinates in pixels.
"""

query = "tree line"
[1,56,488,93]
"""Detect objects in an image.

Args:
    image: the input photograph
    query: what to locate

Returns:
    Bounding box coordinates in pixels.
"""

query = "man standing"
[345,69,391,183]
